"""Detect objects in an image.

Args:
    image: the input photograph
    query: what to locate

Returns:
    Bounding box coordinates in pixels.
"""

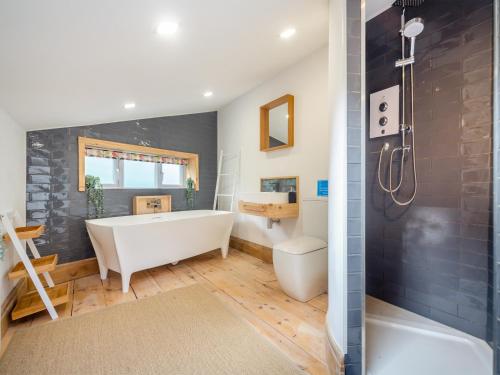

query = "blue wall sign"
[317,180,328,197]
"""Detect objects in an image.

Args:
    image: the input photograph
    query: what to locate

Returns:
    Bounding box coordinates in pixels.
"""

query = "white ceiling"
[366,0,394,21]
[0,0,328,130]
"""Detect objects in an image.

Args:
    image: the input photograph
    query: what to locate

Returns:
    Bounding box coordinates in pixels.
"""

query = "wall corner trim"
[325,321,346,375]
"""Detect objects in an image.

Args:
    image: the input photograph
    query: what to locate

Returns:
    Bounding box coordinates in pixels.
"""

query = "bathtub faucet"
[147,199,162,213]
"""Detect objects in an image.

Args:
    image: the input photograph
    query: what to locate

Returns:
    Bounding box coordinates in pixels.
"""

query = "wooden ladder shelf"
[8,254,58,280]
[0,213,68,321]
[2,225,45,241]
[12,283,70,320]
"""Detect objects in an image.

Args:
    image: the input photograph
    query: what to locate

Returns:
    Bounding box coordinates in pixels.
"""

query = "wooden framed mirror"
[260,94,294,152]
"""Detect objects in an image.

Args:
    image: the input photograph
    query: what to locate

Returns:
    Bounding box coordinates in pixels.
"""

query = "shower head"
[393,0,425,7]
[403,17,425,38]
[403,18,424,57]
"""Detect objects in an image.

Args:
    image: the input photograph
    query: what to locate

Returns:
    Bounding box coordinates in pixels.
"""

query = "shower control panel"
[370,85,400,139]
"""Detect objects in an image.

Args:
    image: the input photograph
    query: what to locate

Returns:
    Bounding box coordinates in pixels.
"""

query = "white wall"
[327,0,348,354]
[0,109,26,304]
[218,47,329,248]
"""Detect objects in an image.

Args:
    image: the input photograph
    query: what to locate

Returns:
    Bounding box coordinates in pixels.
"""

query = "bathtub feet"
[121,273,132,293]
[99,266,108,280]
[171,261,179,266]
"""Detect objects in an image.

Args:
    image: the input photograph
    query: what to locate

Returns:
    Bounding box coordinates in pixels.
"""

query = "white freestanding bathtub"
[86,210,234,292]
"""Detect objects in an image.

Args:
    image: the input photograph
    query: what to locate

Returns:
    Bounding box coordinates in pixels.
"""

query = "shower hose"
[377,63,418,206]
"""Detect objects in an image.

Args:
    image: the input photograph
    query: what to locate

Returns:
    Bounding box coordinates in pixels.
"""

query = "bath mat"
[0,285,304,375]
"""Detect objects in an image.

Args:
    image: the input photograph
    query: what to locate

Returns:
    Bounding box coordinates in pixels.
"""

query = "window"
[122,160,157,189]
[84,156,118,187]
[160,163,185,187]
[85,156,186,189]
[79,137,198,192]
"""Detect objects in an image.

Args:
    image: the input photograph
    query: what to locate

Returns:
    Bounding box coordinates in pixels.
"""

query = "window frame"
[78,137,199,192]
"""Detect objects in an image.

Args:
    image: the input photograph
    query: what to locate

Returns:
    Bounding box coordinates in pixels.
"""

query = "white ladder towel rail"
[213,150,240,211]
[0,211,58,320]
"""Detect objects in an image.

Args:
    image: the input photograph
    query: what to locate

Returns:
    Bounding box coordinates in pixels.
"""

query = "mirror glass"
[268,103,289,147]
[260,94,294,152]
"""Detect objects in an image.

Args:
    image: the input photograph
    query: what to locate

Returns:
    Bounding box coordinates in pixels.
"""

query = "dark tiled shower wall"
[345,0,363,374]
[494,0,499,371]
[26,112,217,263]
[366,0,494,341]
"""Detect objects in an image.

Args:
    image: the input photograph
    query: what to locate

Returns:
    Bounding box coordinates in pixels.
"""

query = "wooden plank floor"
[1,249,328,375]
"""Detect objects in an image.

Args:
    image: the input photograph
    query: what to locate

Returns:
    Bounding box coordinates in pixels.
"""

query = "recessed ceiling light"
[203,91,213,98]
[280,27,296,39]
[124,102,136,109]
[156,22,179,36]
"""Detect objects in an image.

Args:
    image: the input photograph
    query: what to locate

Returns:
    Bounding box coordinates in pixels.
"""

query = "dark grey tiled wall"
[366,0,494,341]
[26,112,217,263]
[345,0,363,374]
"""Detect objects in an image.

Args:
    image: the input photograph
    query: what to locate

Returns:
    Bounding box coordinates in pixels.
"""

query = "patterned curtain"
[85,148,189,165]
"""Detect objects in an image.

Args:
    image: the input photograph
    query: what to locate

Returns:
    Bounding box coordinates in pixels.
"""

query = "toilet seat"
[274,236,327,255]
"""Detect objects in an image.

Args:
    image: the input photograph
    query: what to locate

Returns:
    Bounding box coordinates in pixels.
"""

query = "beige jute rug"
[0,284,304,374]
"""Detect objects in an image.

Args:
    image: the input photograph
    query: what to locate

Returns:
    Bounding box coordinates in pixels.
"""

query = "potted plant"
[185,177,196,210]
[86,175,104,218]
[0,237,5,261]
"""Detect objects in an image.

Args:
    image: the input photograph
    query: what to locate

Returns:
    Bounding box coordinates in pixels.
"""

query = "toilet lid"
[274,236,327,255]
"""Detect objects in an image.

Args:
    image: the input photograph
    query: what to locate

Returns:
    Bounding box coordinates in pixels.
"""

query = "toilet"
[273,198,328,302]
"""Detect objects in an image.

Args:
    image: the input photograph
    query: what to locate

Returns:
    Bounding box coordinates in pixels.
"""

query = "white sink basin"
[238,192,289,204]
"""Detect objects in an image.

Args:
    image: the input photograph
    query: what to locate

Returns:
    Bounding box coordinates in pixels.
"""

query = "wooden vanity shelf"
[2,225,44,241]
[238,201,299,220]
